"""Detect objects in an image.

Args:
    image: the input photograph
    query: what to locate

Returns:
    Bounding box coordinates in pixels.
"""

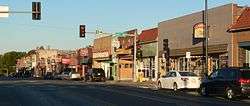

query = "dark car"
[199,67,250,100]
[85,68,106,82]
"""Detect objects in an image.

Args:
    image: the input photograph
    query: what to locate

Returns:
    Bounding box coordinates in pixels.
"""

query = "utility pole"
[133,33,137,82]
[205,0,209,76]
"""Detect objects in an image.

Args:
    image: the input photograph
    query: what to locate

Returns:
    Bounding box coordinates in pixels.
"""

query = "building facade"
[158,4,245,76]
[92,35,117,80]
[228,7,250,67]
[137,28,158,81]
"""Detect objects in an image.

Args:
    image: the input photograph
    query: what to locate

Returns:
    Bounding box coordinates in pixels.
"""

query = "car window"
[179,72,197,76]
[241,70,250,79]
[168,72,176,77]
[219,69,237,79]
[166,73,171,77]
[210,71,218,79]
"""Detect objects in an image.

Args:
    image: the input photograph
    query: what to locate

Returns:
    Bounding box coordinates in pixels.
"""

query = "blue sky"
[0,0,249,54]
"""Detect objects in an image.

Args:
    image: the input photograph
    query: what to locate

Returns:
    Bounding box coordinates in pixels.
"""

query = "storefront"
[78,47,92,77]
[228,8,250,67]
[158,4,245,76]
[116,44,133,81]
[137,28,158,81]
[92,35,117,80]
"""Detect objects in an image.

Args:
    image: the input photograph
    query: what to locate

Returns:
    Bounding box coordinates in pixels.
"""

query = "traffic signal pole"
[204,0,209,76]
[0,2,41,20]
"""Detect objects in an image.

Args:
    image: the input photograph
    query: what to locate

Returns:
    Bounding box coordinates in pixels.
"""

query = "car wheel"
[173,83,178,91]
[157,82,162,89]
[200,86,208,96]
[226,88,234,100]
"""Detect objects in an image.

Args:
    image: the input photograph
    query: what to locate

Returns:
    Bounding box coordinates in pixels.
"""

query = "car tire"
[173,83,178,91]
[157,82,162,89]
[200,86,208,96]
[226,88,235,100]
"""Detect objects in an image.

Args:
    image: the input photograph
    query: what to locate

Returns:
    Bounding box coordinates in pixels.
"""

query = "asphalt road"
[0,80,249,106]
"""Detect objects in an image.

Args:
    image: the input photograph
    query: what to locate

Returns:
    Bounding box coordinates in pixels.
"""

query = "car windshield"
[179,72,197,76]
[241,70,250,79]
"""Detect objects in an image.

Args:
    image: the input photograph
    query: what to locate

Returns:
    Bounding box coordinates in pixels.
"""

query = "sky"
[0,0,249,54]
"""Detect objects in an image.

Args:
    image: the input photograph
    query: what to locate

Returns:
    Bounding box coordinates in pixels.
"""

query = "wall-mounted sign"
[62,58,70,64]
[193,22,205,39]
[0,6,9,18]
[186,52,191,59]
[93,52,109,59]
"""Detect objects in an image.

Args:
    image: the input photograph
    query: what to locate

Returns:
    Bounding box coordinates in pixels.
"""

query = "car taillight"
[181,78,189,81]
[239,78,250,84]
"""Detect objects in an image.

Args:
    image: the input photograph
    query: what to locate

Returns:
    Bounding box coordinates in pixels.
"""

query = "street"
[0,80,249,106]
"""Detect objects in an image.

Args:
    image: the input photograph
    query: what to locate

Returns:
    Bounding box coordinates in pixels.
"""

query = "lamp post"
[204,0,209,76]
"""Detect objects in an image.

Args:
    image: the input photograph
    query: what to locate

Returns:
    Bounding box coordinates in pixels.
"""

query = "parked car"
[199,67,250,100]
[55,69,71,80]
[85,68,106,82]
[69,71,81,80]
[157,71,201,91]
[44,72,54,80]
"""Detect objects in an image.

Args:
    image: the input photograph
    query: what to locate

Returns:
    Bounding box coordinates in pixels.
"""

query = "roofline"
[228,27,250,33]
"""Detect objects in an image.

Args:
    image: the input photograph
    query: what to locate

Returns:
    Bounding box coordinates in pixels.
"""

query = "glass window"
[119,64,122,68]
[179,72,197,76]
[241,70,250,79]
[210,70,218,79]
[219,69,237,79]
[168,72,176,77]
[130,64,133,68]
[125,64,129,68]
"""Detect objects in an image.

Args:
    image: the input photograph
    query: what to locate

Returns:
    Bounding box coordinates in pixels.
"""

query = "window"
[179,72,197,76]
[210,70,218,79]
[130,64,133,68]
[125,64,129,68]
[219,69,237,79]
[167,72,176,77]
[119,64,122,68]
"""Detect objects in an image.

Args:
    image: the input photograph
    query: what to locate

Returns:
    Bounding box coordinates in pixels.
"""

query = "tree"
[0,51,26,74]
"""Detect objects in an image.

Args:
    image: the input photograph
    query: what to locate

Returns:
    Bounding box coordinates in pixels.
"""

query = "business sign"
[93,52,109,59]
[186,52,191,59]
[0,6,9,18]
[193,22,205,39]
[79,48,89,57]
[62,58,70,64]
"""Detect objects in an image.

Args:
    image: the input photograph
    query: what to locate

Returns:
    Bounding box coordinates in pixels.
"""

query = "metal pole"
[133,33,137,82]
[205,0,209,76]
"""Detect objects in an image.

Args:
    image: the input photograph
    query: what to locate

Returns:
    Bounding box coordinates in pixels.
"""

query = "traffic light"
[163,39,168,51]
[79,25,86,38]
[163,39,170,71]
[32,2,41,20]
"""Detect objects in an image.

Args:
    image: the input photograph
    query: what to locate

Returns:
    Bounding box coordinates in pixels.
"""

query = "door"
[207,70,219,94]
[162,72,176,89]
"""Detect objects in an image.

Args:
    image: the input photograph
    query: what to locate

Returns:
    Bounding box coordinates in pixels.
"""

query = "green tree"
[0,51,26,74]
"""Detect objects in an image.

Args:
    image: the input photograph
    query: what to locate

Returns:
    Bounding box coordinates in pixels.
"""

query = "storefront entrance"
[239,41,250,67]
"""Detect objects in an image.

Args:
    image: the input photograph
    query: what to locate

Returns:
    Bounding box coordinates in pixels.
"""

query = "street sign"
[0,6,9,18]
[186,52,191,59]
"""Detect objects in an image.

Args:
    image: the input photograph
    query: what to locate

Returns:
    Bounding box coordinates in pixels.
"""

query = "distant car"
[69,71,81,80]
[44,72,54,80]
[157,71,201,91]
[55,69,71,80]
[199,68,250,100]
[85,68,106,82]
